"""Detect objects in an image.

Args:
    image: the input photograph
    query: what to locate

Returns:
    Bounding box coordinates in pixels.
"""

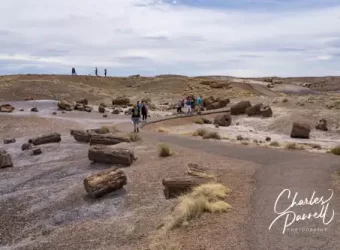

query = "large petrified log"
[162,176,210,199]
[84,167,127,198]
[90,134,130,146]
[0,149,13,168]
[291,122,311,139]
[0,104,15,113]
[30,133,61,146]
[88,146,136,166]
[71,130,92,142]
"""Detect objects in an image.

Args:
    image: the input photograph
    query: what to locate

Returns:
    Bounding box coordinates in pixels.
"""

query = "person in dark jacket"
[141,101,148,121]
[131,105,141,132]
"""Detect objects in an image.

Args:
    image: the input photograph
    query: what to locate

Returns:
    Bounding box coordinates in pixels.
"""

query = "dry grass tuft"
[163,183,231,231]
[308,143,322,150]
[159,144,171,157]
[330,146,340,155]
[203,131,221,140]
[98,125,119,134]
[193,128,208,137]
[128,132,142,142]
[285,143,304,150]
[158,127,169,133]
[194,117,204,124]
[186,164,216,180]
[270,141,280,147]
[236,135,244,141]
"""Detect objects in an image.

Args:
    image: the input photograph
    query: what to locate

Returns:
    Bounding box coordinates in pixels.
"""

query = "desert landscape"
[0,74,340,250]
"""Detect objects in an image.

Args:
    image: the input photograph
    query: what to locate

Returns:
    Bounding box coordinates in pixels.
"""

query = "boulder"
[4,138,16,144]
[231,101,251,115]
[99,103,107,108]
[316,119,328,131]
[214,114,232,127]
[202,117,212,124]
[112,109,120,115]
[58,100,72,110]
[22,142,32,151]
[72,130,92,143]
[246,103,263,116]
[291,122,311,139]
[98,106,106,113]
[0,149,13,168]
[32,148,42,155]
[267,83,274,88]
[31,107,38,112]
[260,105,273,118]
[0,104,15,113]
[84,106,92,112]
[19,109,24,112]
[76,99,88,105]
[112,97,130,106]
[74,103,85,111]
[88,146,136,166]
[265,137,271,142]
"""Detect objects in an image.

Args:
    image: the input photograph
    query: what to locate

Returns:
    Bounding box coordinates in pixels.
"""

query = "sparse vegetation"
[159,144,171,157]
[242,142,249,145]
[330,146,340,155]
[158,127,169,133]
[98,125,119,134]
[236,135,244,141]
[193,128,208,137]
[270,141,280,147]
[309,143,322,150]
[128,132,142,142]
[193,117,204,124]
[163,183,231,231]
[285,143,304,150]
[203,132,221,140]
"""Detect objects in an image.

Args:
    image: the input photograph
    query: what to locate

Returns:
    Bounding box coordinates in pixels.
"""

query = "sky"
[1,0,340,77]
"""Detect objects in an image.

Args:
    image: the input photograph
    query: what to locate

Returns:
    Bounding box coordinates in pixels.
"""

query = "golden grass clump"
[98,125,119,134]
[285,143,304,150]
[330,146,340,155]
[128,132,142,142]
[270,141,280,147]
[159,144,171,157]
[158,127,169,133]
[193,128,208,137]
[163,183,231,231]
[203,131,221,140]
[193,117,204,124]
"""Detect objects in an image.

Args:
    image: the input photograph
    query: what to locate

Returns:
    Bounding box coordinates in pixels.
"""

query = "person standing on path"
[185,96,192,115]
[197,95,202,110]
[104,69,107,77]
[177,100,182,113]
[95,67,98,76]
[141,101,148,122]
[137,101,141,112]
[72,67,77,76]
[131,104,141,132]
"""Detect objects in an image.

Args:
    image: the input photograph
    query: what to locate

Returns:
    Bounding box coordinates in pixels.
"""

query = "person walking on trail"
[177,100,182,113]
[137,101,141,112]
[131,104,141,132]
[141,101,148,121]
[185,96,192,115]
[197,95,202,110]
[104,69,107,77]
[190,95,196,111]
[95,67,98,76]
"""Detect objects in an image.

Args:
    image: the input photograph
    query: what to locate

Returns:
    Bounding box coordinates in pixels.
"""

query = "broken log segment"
[90,134,130,146]
[0,149,13,168]
[88,146,136,166]
[72,130,92,143]
[30,133,61,146]
[162,176,211,199]
[84,167,127,198]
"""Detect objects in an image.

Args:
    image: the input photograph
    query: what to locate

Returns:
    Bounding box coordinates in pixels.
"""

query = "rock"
[24,96,34,101]
[31,107,38,112]
[84,167,127,198]
[282,98,289,103]
[4,138,16,144]
[316,119,328,131]
[62,111,66,114]
[52,112,57,115]
[84,106,92,112]
[236,122,240,125]
[98,106,106,113]
[202,118,212,124]
[112,109,120,114]
[215,124,220,128]
[90,134,130,146]
[72,130,92,142]
[99,103,107,108]
[112,96,130,106]
[30,133,61,146]
[210,82,229,89]
[231,101,251,115]
[205,97,230,110]
[214,114,232,127]
[103,114,108,118]
[88,146,136,166]
[0,149,13,168]
[32,148,42,155]
[272,79,283,84]
[74,103,85,111]
[22,143,33,151]
[246,103,263,116]
[265,137,271,142]
[76,99,88,105]
[0,104,15,113]
[261,105,273,118]
[267,83,274,88]
[58,100,72,110]
[19,109,24,111]
[291,122,311,139]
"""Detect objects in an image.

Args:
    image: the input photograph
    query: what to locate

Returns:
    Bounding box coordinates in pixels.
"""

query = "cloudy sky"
[2,0,340,77]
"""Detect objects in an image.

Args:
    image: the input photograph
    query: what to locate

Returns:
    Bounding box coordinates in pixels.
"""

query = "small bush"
[158,127,169,133]
[193,128,208,137]
[330,146,340,155]
[309,143,322,150]
[236,135,244,141]
[98,125,119,134]
[128,133,141,142]
[159,144,171,157]
[203,132,221,140]
[194,118,204,124]
[270,141,280,147]
[285,143,304,150]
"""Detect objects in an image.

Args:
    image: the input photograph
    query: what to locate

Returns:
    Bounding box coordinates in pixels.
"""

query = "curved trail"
[135,113,340,250]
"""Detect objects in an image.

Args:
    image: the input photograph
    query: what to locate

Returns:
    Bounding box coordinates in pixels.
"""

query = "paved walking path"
[131,113,340,250]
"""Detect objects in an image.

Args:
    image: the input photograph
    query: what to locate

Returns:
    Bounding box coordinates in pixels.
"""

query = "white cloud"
[1,0,340,76]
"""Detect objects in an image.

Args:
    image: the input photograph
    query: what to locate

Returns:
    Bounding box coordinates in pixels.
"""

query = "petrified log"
[231,101,251,115]
[0,104,15,113]
[90,134,130,146]
[30,133,61,146]
[4,138,16,144]
[0,149,13,168]
[72,130,92,142]
[291,122,311,139]
[88,146,136,166]
[162,176,210,199]
[84,167,127,198]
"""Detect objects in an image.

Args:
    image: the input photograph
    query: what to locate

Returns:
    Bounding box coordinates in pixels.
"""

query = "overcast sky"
[2,0,340,77]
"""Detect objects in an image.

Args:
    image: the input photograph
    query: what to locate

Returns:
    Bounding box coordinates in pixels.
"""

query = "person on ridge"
[131,104,141,132]
[104,69,107,77]
[95,67,98,76]
[72,67,77,76]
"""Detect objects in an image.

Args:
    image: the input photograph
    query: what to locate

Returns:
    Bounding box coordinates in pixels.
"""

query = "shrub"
[128,133,141,142]
[159,144,171,157]
[194,118,204,124]
[193,128,208,137]
[285,143,304,150]
[158,127,169,133]
[203,132,221,140]
[330,146,340,155]
[270,141,280,147]
[98,125,119,134]
[236,135,244,141]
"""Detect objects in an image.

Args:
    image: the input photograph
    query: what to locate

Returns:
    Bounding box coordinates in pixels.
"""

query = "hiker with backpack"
[131,104,141,132]
[141,101,148,121]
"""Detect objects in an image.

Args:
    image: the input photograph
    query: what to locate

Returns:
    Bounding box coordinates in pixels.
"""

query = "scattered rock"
[24,96,34,101]
[62,111,66,114]
[112,109,120,115]
[74,103,85,111]
[265,137,271,142]
[22,143,33,151]
[203,96,230,110]
[316,119,328,131]
[72,130,92,143]
[282,98,289,103]
[267,83,274,88]
[291,122,311,139]
[103,114,108,118]
[246,103,263,116]
[4,138,16,144]
[90,134,130,146]
[32,148,42,155]
[231,101,251,115]
[98,105,106,113]
[215,124,220,128]
[214,114,232,127]
[112,96,130,106]
[58,100,72,110]
[19,109,24,111]
[88,146,136,166]
[202,117,212,124]
[0,149,13,168]
[31,107,38,112]
[99,103,107,108]
[30,133,61,146]
[260,105,273,118]
[236,122,240,125]
[76,99,88,105]
[52,112,57,115]
[0,104,15,113]
[84,106,92,112]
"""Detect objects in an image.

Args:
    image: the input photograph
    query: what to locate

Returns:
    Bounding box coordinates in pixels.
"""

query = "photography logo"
[268,189,335,234]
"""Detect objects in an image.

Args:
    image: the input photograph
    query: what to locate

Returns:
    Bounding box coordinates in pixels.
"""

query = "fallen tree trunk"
[162,176,210,199]
[0,149,13,168]
[88,146,136,166]
[84,167,127,198]
[90,134,130,146]
[30,133,61,146]
[71,130,92,143]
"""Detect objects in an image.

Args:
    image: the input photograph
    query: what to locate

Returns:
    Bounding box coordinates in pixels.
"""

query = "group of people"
[177,95,203,114]
[71,67,108,77]
[131,101,149,132]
